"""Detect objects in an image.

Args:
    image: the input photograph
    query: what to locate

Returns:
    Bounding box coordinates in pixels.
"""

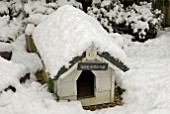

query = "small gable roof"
[33,5,128,79]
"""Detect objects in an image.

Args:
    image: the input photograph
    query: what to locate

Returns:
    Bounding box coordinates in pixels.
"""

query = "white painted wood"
[62,69,80,81]
[59,62,81,80]
[110,69,115,101]
[59,55,116,81]
[93,68,111,92]
[60,80,76,97]
[97,76,111,91]
[56,53,118,106]
[79,90,111,106]
[53,80,57,93]
[58,67,81,97]
[61,95,77,101]
[86,42,97,60]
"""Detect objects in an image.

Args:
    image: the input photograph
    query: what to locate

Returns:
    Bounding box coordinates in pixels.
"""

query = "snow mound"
[33,5,127,78]
[124,32,170,58]
[0,16,22,43]
[0,42,12,52]
[123,58,170,109]
[119,31,170,113]
[0,82,86,114]
[0,57,28,91]
[11,36,43,73]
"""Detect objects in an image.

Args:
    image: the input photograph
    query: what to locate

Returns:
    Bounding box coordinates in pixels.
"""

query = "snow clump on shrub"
[88,0,163,42]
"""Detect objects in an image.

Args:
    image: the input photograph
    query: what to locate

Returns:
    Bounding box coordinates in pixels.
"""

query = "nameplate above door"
[77,62,108,71]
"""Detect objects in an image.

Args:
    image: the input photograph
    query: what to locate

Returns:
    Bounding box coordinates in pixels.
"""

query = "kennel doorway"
[77,70,95,99]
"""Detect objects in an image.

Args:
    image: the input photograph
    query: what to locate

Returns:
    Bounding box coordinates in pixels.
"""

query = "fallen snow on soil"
[111,31,170,114]
[1,30,169,114]
[0,82,87,114]
[0,57,28,91]
[0,42,12,52]
[11,35,43,73]
[0,2,170,113]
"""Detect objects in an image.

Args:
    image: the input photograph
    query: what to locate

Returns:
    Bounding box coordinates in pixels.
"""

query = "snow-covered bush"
[119,0,150,8]
[24,0,81,21]
[88,1,125,33]
[88,0,163,42]
[76,0,92,12]
[23,1,58,27]
[0,16,23,43]
[0,0,23,20]
[125,2,163,41]
[0,0,81,41]
[24,0,81,35]
[0,0,24,43]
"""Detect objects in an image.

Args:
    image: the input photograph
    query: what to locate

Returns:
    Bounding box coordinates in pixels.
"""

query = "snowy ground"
[0,1,170,114]
[95,30,170,114]
[0,30,170,114]
[0,3,170,113]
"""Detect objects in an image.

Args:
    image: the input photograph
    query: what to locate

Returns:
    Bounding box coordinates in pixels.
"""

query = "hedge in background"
[87,0,163,42]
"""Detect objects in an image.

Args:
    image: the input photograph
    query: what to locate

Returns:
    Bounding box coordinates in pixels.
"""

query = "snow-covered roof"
[0,57,28,91]
[33,5,128,79]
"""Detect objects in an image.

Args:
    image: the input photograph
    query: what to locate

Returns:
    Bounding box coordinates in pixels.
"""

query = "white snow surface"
[0,1,9,15]
[0,56,28,91]
[88,1,163,39]
[24,13,48,26]
[0,16,21,42]
[24,1,55,15]
[0,42,12,52]
[33,5,127,78]
[0,2,170,114]
[0,81,87,114]
[11,35,43,73]
[25,24,35,36]
[1,27,170,114]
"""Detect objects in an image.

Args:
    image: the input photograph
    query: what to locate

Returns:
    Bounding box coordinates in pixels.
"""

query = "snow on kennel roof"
[33,5,128,79]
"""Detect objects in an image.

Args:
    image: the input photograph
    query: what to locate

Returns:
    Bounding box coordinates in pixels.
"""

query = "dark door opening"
[77,70,95,99]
